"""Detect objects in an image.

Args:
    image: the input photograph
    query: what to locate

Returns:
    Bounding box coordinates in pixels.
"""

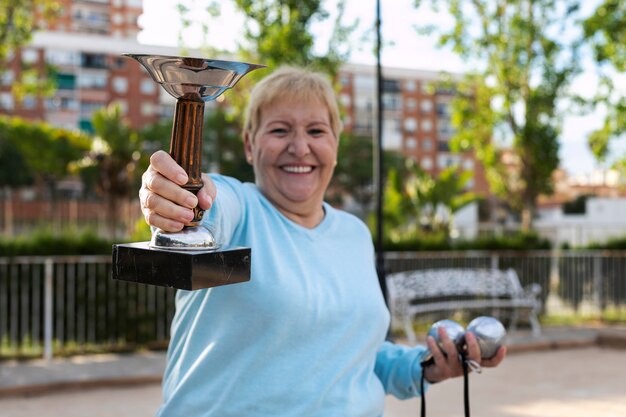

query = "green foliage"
[383,231,551,251]
[234,0,355,76]
[582,0,625,172]
[0,115,91,188]
[0,229,113,256]
[74,104,141,239]
[416,0,584,231]
[583,0,625,71]
[203,106,254,181]
[372,160,480,244]
[0,0,61,99]
[0,134,34,188]
[584,235,626,250]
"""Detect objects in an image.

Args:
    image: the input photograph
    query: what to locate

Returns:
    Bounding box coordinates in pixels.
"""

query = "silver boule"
[427,319,466,347]
[466,316,506,359]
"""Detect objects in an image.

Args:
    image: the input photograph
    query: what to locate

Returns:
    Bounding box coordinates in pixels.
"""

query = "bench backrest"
[387,268,524,301]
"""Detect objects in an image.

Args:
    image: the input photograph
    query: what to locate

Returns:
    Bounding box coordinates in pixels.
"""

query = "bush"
[0,229,114,256]
[383,231,551,251]
[585,235,626,250]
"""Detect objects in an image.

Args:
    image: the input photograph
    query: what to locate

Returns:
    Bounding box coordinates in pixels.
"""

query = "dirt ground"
[2,346,625,417]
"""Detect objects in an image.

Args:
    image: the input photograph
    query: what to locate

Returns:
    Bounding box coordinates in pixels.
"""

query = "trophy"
[112,54,264,290]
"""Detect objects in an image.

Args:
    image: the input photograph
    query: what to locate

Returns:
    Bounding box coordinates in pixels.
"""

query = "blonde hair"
[243,66,343,140]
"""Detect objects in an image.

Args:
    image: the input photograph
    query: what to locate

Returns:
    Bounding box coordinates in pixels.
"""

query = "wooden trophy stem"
[170,96,205,226]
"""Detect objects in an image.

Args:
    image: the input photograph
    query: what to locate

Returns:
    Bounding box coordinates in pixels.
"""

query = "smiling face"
[244,97,338,227]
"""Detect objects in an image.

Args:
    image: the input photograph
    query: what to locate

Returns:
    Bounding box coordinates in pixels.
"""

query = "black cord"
[419,355,471,417]
[462,355,470,417]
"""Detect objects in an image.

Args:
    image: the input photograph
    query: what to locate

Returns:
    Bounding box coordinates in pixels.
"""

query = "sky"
[137,0,625,178]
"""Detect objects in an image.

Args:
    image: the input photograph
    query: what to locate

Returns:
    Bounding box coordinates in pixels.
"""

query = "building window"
[48,97,79,111]
[405,80,416,92]
[437,141,450,152]
[46,50,79,66]
[55,73,76,90]
[1,70,14,86]
[141,102,155,116]
[0,93,14,110]
[81,53,107,69]
[112,57,126,70]
[77,72,107,89]
[405,98,417,111]
[22,95,37,109]
[421,119,432,132]
[421,157,433,170]
[437,119,455,138]
[437,154,460,169]
[383,93,402,111]
[80,101,104,117]
[406,137,417,149]
[404,117,417,132]
[436,102,450,117]
[113,99,128,113]
[422,138,432,151]
[21,49,39,64]
[113,76,128,93]
[421,99,433,113]
[463,159,474,170]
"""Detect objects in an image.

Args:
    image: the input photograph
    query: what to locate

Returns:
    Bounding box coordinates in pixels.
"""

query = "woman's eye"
[270,128,288,135]
[308,128,325,136]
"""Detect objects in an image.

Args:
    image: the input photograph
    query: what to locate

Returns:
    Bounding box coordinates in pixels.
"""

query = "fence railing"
[1,250,625,360]
[0,255,176,360]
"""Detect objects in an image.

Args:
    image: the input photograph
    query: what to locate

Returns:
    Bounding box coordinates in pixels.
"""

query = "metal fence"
[1,250,625,360]
[0,255,175,360]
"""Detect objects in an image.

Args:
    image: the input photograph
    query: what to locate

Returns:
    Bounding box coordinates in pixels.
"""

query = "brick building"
[0,0,180,132]
[338,63,489,196]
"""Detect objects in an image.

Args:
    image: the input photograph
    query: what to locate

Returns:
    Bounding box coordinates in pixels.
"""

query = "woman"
[140,67,505,417]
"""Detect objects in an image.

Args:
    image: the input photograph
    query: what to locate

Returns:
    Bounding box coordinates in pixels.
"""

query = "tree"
[405,164,479,235]
[583,0,625,166]
[415,0,583,231]
[0,0,60,100]
[380,161,479,243]
[233,0,355,76]
[0,115,91,190]
[82,105,142,239]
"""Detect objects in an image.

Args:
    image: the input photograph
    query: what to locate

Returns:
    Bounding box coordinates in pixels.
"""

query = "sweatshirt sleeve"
[374,341,431,399]
[201,174,244,246]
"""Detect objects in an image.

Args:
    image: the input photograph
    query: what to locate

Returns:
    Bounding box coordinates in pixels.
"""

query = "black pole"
[375,0,388,305]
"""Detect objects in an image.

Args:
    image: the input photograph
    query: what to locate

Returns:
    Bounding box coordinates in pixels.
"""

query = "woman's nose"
[288,132,311,157]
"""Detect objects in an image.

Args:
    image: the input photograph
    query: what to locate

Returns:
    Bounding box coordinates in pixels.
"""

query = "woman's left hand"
[422,327,506,383]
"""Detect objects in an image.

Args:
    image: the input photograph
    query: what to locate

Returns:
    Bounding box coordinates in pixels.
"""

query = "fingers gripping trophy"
[112,54,264,290]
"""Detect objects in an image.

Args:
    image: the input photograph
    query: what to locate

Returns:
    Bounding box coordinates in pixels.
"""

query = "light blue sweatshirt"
[156,175,429,417]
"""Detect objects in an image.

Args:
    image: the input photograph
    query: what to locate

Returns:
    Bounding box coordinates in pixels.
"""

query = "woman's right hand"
[139,150,216,232]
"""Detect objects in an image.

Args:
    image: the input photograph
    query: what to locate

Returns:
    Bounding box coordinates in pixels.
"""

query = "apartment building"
[0,0,180,131]
[338,63,489,196]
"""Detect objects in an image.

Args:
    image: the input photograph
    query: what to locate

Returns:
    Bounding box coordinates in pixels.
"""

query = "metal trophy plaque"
[112,54,264,290]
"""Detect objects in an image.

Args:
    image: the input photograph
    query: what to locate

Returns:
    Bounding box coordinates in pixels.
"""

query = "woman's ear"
[243,131,253,165]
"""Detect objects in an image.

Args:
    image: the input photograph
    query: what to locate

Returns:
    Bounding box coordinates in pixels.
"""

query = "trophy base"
[112,242,251,290]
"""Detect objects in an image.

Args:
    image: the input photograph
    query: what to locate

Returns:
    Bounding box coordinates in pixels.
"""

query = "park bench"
[386,268,542,344]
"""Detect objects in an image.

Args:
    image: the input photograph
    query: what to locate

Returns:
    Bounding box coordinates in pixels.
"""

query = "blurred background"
[0,0,625,363]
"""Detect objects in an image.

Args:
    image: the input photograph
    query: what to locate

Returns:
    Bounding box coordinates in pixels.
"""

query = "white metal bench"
[386,268,542,343]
